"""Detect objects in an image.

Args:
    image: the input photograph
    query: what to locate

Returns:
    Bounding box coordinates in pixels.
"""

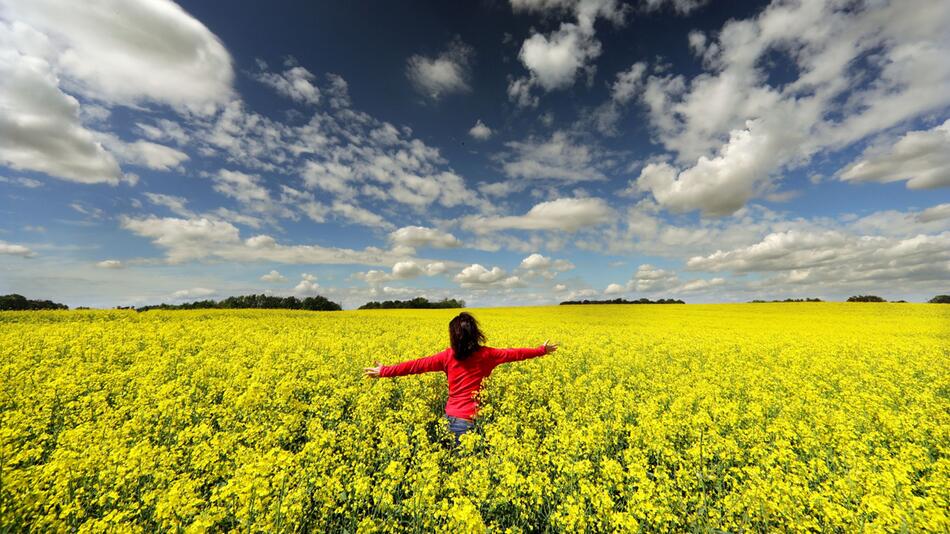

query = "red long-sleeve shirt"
[378,345,547,419]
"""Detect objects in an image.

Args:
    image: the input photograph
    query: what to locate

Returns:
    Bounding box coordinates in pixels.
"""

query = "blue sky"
[1,0,948,308]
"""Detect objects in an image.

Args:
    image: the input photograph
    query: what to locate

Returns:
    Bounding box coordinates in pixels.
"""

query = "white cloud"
[675,277,724,293]
[839,120,950,189]
[260,269,287,283]
[171,287,215,299]
[604,282,625,295]
[0,175,43,188]
[119,215,433,267]
[685,230,950,291]
[294,273,320,294]
[629,263,678,292]
[463,197,614,233]
[519,253,575,275]
[454,264,523,289]
[0,35,122,184]
[611,61,646,105]
[469,120,493,140]
[508,0,627,104]
[633,0,950,214]
[518,23,600,91]
[99,134,189,171]
[635,116,799,216]
[917,203,950,223]
[355,260,449,286]
[136,119,190,146]
[499,131,610,182]
[195,74,481,212]
[406,38,474,100]
[507,76,539,108]
[331,200,393,230]
[211,169,293,219]
[96,259,123,269]
[255,60,320,105]
[144,192,194,217]
[0,240,35,257]
[389,226,461,249]
[3,0,234,112]
[643,0,708,14]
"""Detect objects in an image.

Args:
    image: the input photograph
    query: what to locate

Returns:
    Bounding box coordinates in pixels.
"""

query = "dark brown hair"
[449,312,485,360]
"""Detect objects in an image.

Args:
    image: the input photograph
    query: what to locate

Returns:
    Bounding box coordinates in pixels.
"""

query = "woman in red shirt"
[364,312,558,445]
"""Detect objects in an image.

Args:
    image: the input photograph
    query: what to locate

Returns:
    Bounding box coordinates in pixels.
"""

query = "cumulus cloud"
[331,200,393,230]
[294,273,320,294]
[469,120,493,140]
[197,78,480,212]
[629,263,678,292]
[0,0,232,185]
[839,120,950,189]
[98,134,189,171]
[463,197,614,233]
[454,263,523,289]
[255,59,320,105]
[917,203,950,223]
[96,259,123,269]
[144,192,194,217]
[119,215,432,267]
[508,0,627,104]
[260,269,287,283]
[604,282,625,295]
[0,175,43,188]
[211,169,294,220]
[0,36,122,184]
[172,287,215,299]
[642,0,708,14]
[354,260,450,286]
[518,253,575,279]
[686,230,950,291]
[635,116,800,216]
[499,131,610,182]
[518,23,600,91]
[406,38,474,100]
[389,226,461,249]
[3,0,234,112]
[632,0,950,214]
[0,240,35,257]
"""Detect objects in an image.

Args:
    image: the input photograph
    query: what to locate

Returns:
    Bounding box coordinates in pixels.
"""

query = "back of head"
[449,312,485,360]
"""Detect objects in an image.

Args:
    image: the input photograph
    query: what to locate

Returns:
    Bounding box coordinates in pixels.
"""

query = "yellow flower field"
[1,304,948,532]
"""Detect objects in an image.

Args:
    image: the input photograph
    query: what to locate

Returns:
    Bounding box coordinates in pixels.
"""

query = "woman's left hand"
[364,361,382,378]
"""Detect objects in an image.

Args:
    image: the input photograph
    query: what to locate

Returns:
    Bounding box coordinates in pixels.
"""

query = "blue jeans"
[446,415,475,446]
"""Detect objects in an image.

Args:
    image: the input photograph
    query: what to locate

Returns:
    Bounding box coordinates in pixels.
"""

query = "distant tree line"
[358,297,465,310]
[0,294,69,311]
[929,295,950,304]
[750,298,823,303]
[846,295,887,302]
[560,298,685,305]
[136,294,341,312]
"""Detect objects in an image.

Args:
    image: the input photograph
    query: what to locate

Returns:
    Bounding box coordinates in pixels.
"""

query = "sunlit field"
[1,304,948,532]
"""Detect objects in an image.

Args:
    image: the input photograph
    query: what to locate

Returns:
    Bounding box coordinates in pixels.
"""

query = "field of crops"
[1,304,948,532]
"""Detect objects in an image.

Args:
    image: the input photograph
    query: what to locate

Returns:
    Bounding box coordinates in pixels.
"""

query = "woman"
[364,312,557,445]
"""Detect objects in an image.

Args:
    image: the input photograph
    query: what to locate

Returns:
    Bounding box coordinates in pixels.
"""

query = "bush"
[928,295,950,304]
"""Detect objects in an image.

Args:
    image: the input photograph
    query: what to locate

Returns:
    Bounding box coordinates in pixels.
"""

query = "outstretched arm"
[489,340,558,365]
[364,348,449,378]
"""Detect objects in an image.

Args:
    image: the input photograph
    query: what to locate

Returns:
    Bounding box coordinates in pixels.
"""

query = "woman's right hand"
[543,340,558,354]
[364,361,382,378]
